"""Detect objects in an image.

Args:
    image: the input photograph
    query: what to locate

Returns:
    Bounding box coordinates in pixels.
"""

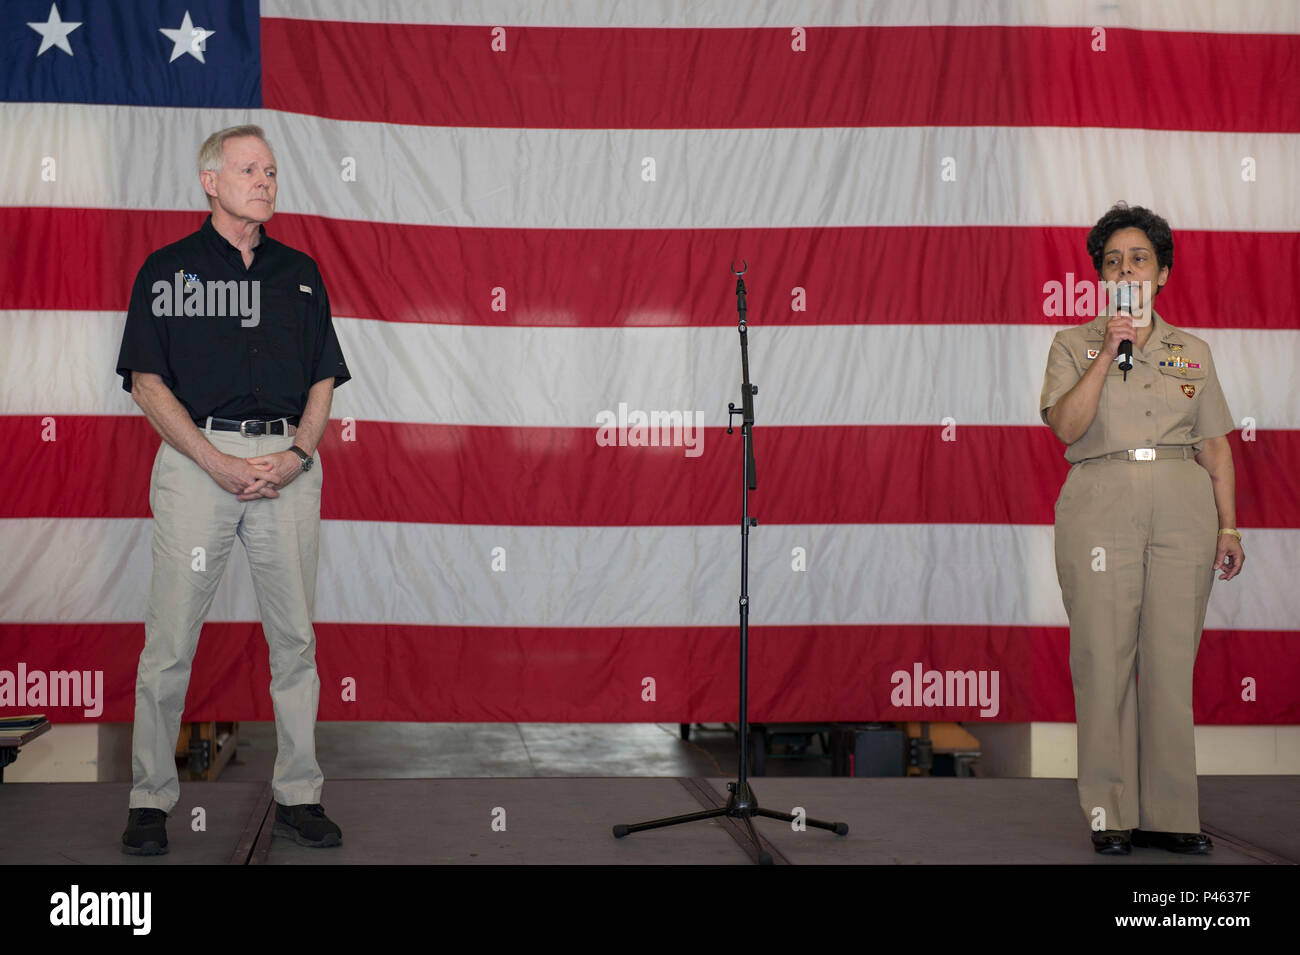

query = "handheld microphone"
[1116,282,1134,379]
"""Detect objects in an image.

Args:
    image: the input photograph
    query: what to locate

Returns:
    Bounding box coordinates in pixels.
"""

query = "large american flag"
[1,1,1297,725]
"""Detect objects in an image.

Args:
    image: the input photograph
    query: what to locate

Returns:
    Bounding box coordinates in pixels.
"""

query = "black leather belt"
[196,415,300,436]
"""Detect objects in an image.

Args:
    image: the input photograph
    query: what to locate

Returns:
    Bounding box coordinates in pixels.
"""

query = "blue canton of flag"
[3,1,260,107]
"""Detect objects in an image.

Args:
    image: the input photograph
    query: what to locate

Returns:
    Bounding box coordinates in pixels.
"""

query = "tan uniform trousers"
[129,424,325,813]
[1054,454,1217,833]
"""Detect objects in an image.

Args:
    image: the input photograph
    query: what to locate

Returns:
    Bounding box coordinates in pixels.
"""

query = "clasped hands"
[208,450,303,502]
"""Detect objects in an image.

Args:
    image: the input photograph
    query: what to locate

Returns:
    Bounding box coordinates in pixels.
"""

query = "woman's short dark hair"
[1086,202,1174,275]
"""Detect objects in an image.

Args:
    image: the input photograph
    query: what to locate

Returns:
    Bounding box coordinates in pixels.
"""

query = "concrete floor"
[7,723,1296,865]
[6,775,1295,865]
[218,722,835,781]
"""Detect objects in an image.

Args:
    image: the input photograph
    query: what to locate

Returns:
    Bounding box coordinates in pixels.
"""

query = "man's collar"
[201,213,267,256]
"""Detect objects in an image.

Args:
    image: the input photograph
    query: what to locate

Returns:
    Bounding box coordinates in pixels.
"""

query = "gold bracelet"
[1218,528,1242,541]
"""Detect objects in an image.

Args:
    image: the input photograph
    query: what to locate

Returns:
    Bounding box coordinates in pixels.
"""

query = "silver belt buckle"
[239,419,255,437]
[1130,448,1156,461]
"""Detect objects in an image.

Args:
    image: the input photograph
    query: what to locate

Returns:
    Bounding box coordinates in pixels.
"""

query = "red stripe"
[3,417,1296,528]
[260,22,1300,133]
[3,208,1297,329]
[2,623,1293,724]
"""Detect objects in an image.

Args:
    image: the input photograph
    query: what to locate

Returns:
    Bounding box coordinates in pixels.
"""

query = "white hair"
[197,124,273,175]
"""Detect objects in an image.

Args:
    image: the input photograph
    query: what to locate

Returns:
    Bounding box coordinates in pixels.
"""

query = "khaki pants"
[1054,456,1217,833]
[129,423,325,813]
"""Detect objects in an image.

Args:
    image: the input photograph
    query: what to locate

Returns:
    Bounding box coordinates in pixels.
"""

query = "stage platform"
[2,775,1295,865]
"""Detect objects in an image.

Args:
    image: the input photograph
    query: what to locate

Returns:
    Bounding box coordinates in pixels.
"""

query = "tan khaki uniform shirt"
[1040,310,1235,464]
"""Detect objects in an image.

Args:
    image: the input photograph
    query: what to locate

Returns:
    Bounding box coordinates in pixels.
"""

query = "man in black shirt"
[115,124,350,855]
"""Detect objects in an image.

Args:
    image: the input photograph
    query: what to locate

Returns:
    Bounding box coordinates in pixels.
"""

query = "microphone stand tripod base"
[612,779,849,865]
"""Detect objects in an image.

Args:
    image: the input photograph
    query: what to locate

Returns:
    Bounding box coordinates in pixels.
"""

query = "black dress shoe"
[273,802,342,847]
[1131,829,1213,854]
[1091,829,1132,854]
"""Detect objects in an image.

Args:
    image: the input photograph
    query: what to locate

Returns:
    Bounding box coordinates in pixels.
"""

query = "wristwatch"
[288,445,314,471]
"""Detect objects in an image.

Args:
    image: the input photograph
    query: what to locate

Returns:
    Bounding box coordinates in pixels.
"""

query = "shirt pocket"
[1157,362,1208,424]
[256,285,312,394]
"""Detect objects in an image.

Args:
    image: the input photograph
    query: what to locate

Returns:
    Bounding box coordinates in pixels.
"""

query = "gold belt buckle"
[1130,448,1156,461]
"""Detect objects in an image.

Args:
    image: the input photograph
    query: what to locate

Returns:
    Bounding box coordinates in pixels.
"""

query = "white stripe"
[4,311,1296,429]
[1,519,1293,629]
[1,104,1295,231]
[263,0,1300,33]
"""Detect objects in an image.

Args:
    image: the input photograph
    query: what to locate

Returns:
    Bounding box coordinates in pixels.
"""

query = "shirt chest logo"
[1181,384,1196,398]
[152,271,261,328]
[1085,348,1122,362]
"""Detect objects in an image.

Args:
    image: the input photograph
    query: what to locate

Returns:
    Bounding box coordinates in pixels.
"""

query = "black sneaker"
[273,802,342,847]
[122,808,168,856]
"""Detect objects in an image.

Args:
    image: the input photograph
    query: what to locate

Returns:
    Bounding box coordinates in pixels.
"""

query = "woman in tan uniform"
[1040,202,1245,855]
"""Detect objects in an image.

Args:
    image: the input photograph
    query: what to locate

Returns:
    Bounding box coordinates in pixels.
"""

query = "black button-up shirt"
[116,214,351,420]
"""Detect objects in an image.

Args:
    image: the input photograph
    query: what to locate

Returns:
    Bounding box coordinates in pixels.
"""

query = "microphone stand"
[612,262,849,864]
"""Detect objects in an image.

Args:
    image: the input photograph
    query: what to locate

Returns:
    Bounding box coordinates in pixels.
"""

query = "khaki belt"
[1097,446,1196,462]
